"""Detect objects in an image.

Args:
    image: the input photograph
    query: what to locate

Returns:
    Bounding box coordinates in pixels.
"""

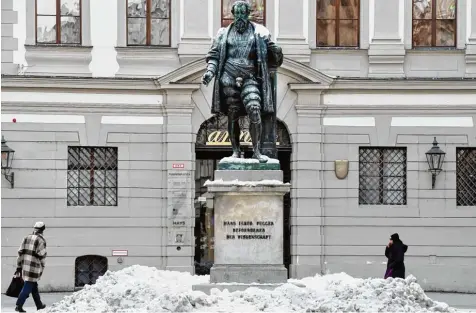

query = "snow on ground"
[43,265,456,313]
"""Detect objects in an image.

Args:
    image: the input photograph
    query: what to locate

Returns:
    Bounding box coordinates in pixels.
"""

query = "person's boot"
[249,121,267,163]
[227,112,241,158]
[15,305,26,312]
[37,303,46,310]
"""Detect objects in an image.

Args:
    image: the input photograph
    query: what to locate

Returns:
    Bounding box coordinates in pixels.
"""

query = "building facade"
[1,0,476,293]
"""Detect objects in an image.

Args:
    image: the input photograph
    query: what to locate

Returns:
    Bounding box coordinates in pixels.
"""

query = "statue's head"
[231,0,251,33]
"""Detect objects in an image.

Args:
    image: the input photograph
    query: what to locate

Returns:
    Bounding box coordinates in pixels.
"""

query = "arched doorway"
[193,114,292,275]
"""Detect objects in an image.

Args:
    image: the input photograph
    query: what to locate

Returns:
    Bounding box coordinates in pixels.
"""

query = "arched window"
[35,0,81,44]
[221,0,266,27]
[412,0,456,47]
[75,255,108,287]
[127,0,171,46]
[316,0,359,47]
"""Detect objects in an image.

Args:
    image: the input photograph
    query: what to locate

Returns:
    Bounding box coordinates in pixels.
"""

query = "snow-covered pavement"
[2,265,475,312]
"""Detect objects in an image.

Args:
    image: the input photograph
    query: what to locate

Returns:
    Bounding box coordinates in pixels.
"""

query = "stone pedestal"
[192,158,291,294]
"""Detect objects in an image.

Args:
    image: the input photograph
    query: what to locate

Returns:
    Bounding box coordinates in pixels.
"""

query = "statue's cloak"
[205,22,283,116]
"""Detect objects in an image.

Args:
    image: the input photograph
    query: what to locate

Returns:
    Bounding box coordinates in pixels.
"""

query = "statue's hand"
[202,70,215,86]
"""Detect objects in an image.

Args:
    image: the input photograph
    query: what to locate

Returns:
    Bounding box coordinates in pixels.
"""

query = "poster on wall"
[168,228,188,245]
[167,171,192,218]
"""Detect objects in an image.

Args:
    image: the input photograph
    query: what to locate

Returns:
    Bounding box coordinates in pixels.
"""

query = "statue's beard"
[235,19,248,33]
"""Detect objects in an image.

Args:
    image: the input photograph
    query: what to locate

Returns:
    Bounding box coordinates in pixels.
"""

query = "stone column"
[178,0,212,64]
[288,85,325,279]
[162,85,200,274]
[466,0,476,77]
[368,0,405,77]
[1,0,18,75]
[276,0,311,64]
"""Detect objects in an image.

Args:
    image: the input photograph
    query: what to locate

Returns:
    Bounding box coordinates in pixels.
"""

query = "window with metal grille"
[75,255,108,287]
[456,148,476,206]
[359,147,407,205]
[67,146,118,206]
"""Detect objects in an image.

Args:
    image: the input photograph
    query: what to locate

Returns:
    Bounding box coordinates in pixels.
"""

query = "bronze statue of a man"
[202,0,283,163]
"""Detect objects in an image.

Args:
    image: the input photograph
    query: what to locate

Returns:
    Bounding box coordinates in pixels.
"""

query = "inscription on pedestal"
[223,220,275,240]
[214,196,283,265]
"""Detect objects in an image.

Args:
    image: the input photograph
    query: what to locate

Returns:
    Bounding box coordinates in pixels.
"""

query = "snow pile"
[44,266,208,313]
[44,265,456,313]
[205,178,289,186]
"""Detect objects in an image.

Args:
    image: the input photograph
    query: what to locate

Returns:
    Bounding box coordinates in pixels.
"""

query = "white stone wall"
[1,0,18,74]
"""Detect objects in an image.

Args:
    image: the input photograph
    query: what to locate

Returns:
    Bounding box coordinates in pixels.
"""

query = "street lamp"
[425,137,445,189]
[1,136,15,188]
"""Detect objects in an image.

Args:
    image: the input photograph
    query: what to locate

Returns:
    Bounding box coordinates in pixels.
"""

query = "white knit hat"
[34,221,45,229]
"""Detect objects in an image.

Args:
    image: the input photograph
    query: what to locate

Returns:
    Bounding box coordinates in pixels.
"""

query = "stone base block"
[214,170,283,182]
[192,283,284,295]
[210,265,288,284]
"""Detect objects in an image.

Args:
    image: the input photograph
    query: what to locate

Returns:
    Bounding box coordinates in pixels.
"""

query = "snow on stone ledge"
[219,156,280,164]
[204,179,290,187]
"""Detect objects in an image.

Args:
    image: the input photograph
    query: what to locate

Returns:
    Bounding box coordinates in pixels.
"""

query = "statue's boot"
[228,113,241,158]
[250,122,267,163]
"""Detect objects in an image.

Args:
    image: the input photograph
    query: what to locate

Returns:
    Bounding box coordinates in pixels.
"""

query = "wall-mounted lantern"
[1,136,15,188]
[425,137,446,189]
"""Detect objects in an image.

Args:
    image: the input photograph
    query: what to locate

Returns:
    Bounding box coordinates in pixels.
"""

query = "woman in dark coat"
[385,233,408,279]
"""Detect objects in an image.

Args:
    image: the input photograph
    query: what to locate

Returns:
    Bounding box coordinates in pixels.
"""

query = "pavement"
[1,292,475,312]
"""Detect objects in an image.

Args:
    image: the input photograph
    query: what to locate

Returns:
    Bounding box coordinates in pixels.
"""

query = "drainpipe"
[319,90,330,275]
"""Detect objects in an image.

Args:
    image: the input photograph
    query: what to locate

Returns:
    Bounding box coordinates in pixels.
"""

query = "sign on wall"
[167,171,191,218]
[206,130,280,146]
[196,114,291,148]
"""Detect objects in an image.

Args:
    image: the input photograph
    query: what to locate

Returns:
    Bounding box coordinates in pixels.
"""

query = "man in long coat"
[202,0,283,162]
[15,221,47,312]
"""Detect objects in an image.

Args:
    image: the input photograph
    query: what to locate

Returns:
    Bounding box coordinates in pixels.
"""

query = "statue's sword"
[261,66,278,159]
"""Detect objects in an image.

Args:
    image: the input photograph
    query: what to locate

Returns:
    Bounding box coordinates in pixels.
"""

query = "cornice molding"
[159,83,201,92]
[332,79,476,90]
[1,102,162,114]
[155,57,336,86]
[1,75,159,91]
[321,105,476,113]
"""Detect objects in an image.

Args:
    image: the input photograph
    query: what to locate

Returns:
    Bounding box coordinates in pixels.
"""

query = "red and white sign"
[172,163,185,169]
[112,250,128,256]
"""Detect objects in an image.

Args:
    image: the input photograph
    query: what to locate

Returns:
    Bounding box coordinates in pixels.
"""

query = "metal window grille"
[456,148,476,206]
[75,255,108,287]
[359,147,407,205]
[67,146,118,206]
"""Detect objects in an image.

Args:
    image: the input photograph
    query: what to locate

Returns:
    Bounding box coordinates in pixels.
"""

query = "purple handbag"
[384,268,393,279]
